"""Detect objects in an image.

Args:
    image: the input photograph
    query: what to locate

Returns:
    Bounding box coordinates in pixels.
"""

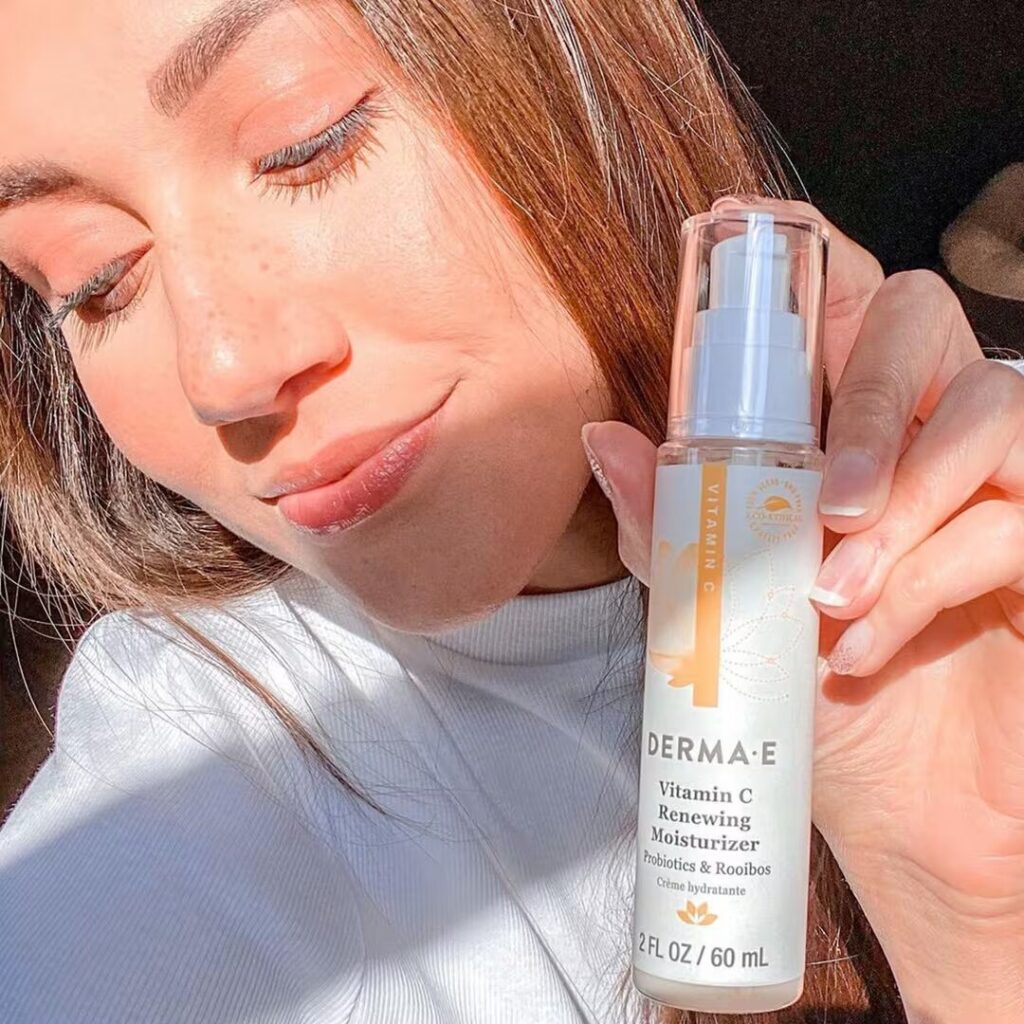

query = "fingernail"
[827,618,874,675]
[819,447,879,517]
[816,655,830,683]
[581,423,647,576]
[712,193,762,210]
[810,534,879,607]
[581,424,614,503]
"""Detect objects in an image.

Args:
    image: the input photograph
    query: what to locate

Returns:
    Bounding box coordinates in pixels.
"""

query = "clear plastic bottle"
[631,209,828,1013]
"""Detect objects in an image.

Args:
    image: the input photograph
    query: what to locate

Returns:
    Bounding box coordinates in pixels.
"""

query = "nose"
[165,250,350,427]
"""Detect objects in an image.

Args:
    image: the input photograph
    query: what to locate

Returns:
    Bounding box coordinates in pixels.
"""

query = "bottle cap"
[667,207,828,444]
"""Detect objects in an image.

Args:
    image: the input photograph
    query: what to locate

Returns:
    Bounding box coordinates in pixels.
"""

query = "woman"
[0,2,1021,1022]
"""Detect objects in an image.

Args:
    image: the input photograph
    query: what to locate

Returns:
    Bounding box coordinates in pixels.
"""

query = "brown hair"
[0,1,902,1019]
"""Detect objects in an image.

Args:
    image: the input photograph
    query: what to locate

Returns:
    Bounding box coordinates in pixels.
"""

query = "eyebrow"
[0,0,294,215]
[149,0,296,117]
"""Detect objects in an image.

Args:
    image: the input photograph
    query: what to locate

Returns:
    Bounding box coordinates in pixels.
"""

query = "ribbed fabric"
[0,565,648,1024]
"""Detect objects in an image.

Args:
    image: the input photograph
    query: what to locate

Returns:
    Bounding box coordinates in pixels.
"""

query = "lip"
[259,396,450,501]
[270,384,454,536]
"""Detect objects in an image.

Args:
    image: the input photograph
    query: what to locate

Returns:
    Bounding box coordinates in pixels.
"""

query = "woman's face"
[0,0,621,630]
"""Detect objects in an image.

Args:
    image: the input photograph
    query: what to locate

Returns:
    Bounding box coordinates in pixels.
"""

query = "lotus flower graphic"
[677,901,718,926]
[645,539,700,688]
[646,539,804,703]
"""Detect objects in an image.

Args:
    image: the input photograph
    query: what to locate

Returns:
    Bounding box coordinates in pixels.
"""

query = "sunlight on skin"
[0,0,622,637]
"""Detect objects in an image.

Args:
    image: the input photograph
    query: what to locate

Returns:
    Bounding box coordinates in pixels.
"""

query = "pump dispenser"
[669,210,825,445]
[631,208,828,1014]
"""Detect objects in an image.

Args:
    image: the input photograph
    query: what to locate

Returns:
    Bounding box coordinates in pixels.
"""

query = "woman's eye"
[253,87,384,201]
[44,247,149,349]
[43,88,385,346]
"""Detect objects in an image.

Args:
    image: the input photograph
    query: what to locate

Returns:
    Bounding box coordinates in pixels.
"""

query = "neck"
[520,480,628,595]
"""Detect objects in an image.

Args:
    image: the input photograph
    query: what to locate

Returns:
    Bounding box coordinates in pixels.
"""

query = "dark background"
[702,0,1024,277]
[4,2,1024,818]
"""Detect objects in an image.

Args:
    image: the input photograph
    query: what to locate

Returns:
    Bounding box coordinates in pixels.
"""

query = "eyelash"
[44,88,386,349]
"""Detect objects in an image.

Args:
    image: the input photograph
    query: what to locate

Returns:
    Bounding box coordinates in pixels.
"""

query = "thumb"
[581,420,657,585]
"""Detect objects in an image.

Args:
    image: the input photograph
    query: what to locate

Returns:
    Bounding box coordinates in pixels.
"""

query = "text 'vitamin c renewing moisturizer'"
[631,208,828,1014]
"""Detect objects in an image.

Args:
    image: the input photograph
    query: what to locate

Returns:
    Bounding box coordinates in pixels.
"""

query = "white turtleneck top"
[0,566,650,1024]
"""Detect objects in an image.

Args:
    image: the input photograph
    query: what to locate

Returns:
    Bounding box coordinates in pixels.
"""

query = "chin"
[336,554,541,634]
[308,517,549,635]
[289,434,580,634]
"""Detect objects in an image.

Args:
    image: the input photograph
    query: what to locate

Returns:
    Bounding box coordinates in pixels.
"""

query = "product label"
[632,462,822,987]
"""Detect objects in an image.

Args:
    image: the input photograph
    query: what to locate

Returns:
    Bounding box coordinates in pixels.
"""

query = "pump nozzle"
[668,210,826,444]
[710,228,790,311]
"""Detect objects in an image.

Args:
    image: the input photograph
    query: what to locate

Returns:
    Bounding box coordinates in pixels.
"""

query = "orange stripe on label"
[693,462,727,707]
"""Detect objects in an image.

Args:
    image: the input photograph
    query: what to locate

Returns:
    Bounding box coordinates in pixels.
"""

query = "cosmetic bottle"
[631,208,828,1013]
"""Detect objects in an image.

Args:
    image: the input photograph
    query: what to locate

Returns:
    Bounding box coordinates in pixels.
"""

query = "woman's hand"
[582,197,1024,1024]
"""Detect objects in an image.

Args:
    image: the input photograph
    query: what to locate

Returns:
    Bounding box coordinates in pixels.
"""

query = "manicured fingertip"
[809,586,850,608]
[819,447,882,521]
[711,194,764,211]
[811,534,880,609]
[581,423,614,503]
[819,503,871,518]
[826,618,875,675]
